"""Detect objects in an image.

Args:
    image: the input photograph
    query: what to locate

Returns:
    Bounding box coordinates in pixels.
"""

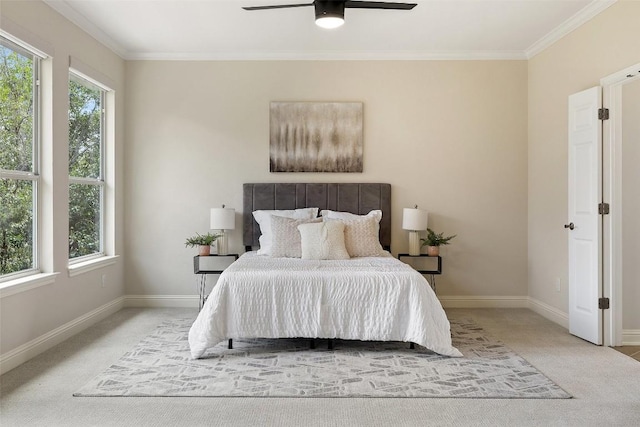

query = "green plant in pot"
[420,228,456,256]
[185,232,220,256]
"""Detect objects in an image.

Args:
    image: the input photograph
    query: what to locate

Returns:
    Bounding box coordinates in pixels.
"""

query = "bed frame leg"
[410,342,415,349]
[228,339,233,349]
[328,339,334,350]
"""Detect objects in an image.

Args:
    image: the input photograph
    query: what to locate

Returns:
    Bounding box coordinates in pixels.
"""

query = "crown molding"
[525,0,617,59]
[42,0,127,59]
[125,50,527,61]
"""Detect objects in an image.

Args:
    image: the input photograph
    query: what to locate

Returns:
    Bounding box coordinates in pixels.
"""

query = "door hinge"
[598,202,610,215]
[598,297,610,310]
[598,108,609,120]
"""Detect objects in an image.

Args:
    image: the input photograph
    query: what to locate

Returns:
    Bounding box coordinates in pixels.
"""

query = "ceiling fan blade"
[242,3,313,11]
[344,1,417,10]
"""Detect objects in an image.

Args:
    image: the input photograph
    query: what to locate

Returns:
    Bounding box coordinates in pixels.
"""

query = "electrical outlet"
[101,274,107,288]
[555,277,561,292]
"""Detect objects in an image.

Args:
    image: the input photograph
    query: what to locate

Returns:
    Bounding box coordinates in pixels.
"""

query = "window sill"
[68,255,119,277]
[0,272,60,298]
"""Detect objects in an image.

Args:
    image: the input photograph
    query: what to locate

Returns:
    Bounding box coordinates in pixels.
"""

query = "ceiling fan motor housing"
[315,1,346,21]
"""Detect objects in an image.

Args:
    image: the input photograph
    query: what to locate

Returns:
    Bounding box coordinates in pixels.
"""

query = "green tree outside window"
[0,43,36,276]
[68,77,104,259]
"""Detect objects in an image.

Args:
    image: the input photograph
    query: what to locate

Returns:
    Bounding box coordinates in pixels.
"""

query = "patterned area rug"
[74,318,571,398]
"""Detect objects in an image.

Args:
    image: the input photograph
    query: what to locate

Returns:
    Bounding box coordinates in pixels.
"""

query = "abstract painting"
[270,102,363,172]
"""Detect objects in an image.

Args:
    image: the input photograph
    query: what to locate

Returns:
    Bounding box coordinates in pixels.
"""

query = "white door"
[568,87,602,345]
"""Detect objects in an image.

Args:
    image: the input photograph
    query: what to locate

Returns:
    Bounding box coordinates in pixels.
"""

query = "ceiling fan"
[242,1,418,29]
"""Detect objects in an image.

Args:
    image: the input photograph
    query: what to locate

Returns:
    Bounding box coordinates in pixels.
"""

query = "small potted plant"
[185,232,220,256]
[421,228,456,256]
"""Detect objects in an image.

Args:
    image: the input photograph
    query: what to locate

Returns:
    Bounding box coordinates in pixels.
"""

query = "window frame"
[0,36,42,282]
[67,73,106,263]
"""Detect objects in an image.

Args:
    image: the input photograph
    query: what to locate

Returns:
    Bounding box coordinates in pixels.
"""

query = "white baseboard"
[527,297,569,329]
[0,296,125,376]
[124,295,197,308]
[439,295,570,330]
[439,295,529,308]
[622,329,640,346]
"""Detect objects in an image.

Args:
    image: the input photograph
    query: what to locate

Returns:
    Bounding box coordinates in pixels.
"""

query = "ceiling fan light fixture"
[243,1,417,29]
[315,16,344,29]
[315,1,345,29]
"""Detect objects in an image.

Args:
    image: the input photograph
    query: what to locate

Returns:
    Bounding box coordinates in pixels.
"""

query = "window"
[68,73,105,261]
[0,36,40,279]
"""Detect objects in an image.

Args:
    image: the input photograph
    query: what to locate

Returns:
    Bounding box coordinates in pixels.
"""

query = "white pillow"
[320,209,383,224]
[324,214,384,257]
[252,208,318,255]
[297,221,350,260]
[270,216,322,258]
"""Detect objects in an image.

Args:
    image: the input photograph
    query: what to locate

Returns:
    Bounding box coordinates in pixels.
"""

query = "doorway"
[602,63,640,347]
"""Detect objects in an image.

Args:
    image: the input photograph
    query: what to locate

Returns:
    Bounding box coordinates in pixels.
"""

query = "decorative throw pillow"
[320,209,383,223]
[270,216,322,258]
[327,215,384,257]
[252,208,318,255]
[297,221,350,260]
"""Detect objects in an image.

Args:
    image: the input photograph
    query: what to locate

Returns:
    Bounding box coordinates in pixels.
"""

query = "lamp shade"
[402,208,428,231]
[210,207,235,230]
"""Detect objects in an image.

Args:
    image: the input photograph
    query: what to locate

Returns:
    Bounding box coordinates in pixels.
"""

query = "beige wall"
[0,2,125,355]
[528,1,640,314]
[622,78,640,330]
[124,60,528,299]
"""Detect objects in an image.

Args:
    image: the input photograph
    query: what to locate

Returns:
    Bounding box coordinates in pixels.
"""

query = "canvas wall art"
[269,102,363,173]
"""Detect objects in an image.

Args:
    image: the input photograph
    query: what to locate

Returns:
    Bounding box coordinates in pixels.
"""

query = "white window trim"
[66,58,116,269]
[69,56,114,92]
[0,170,39,180]
[0,272,59,299]
[67,254,118,277]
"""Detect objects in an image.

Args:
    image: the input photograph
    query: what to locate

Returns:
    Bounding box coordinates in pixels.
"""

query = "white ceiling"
[43,0,616,60]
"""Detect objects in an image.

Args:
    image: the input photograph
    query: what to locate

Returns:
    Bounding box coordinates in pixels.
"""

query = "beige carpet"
[1,308,639,426]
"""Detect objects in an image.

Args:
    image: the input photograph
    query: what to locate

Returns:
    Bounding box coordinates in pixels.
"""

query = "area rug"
[74,318,571,398]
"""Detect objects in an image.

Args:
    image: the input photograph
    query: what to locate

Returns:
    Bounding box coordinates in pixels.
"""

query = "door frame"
[601,63,640,347]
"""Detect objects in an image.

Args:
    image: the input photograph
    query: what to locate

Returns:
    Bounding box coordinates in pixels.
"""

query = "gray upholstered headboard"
[243,183,391,251]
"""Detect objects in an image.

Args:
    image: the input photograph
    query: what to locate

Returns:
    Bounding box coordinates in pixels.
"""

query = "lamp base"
[408,231,421,256]
[217,231,228,256]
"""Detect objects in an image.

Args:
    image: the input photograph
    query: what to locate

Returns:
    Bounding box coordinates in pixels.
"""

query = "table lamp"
[402,206,428,256]
[210,205,235,255]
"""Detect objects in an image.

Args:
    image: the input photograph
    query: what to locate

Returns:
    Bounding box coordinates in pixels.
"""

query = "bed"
[188,183,462,358]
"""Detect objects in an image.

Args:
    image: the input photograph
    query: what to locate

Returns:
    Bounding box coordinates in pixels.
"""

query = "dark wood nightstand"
[397,253,442,292]
[194,254,239,310]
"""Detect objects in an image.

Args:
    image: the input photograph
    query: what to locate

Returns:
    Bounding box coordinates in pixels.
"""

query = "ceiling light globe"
[315,16,344,29]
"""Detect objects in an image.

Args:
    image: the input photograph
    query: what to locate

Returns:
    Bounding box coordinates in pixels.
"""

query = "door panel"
[568,86,602,345]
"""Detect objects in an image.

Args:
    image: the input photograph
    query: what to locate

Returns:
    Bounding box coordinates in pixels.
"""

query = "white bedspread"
[188,252,462,358]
